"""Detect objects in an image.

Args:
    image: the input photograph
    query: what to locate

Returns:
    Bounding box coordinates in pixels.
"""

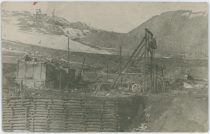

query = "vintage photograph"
[1,2,208,132]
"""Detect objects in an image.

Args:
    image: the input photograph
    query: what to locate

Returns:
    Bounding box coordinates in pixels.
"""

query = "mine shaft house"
[16,56,76,89]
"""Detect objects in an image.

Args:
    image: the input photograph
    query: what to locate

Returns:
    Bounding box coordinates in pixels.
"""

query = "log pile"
[3,97,119,132]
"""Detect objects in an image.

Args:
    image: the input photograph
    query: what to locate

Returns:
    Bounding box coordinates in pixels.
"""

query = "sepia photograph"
[1,2,208,132]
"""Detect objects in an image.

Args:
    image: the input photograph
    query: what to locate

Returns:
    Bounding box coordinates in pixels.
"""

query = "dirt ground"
[131,80,208,132]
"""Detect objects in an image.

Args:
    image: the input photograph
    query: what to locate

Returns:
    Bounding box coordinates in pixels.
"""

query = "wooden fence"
[3,97,120,132]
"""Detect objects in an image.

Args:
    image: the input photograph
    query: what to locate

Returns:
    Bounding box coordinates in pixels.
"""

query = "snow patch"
[2,12,112,55]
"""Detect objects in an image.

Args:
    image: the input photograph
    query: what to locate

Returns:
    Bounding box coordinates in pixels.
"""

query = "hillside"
[1,10,112,55]
[77,10,208,59]
[129,10,208,59]
[2,10,208,59]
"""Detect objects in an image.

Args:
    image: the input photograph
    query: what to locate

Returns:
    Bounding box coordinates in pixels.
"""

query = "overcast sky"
[2,2,208,33]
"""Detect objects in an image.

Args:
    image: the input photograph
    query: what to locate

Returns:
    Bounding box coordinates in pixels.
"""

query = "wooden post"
[161,66,165,92]
[68,37,70,69]
[144,32,148,91]
[40,63,45,88]
[16,60,19,79]
[119,46,122,87]
[67,37,70,89]
[59,71,62,90]
[150,49,154,93]
[80,57,86,77]
[106,63,108,80]
[40,63,42,80]
[25,62,27,85]
[33,63,35,87]
[155,65,158,93]
[119,46,122,73]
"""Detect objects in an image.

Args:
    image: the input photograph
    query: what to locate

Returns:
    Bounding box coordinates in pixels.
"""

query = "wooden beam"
[106,63,108,80]
[68,37,70,69]
[59,71,62,90]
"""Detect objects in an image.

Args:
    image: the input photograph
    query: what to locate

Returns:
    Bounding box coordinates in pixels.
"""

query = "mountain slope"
[129,10,208,59]
[2,10,111,55]
[75,30,138,54]
[2,10,208,59]
[77,10,208,59]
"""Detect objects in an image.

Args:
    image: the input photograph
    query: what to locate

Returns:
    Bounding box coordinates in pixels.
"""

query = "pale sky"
[2,2,208,33]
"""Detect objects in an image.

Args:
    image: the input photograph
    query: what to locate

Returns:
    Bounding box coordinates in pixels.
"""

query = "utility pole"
[68,37,70,67]
[59,71,62,90]
[119,46,122,86]
[119,46,122,73]
[67,36,70,89]
[106,63,109,80]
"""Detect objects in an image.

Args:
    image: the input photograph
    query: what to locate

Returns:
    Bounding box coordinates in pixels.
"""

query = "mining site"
[1,2,208,132]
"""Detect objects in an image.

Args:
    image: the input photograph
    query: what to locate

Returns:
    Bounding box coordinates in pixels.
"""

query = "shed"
[16,60,76,89]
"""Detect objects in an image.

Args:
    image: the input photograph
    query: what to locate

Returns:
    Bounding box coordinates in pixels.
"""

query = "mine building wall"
[16,61,76,89]
[16,61,46,88]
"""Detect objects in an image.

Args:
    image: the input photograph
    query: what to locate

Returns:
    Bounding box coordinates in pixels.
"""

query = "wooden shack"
[16,59,76,89]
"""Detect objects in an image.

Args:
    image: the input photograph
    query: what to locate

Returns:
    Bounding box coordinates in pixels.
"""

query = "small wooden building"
[16,59,76,89]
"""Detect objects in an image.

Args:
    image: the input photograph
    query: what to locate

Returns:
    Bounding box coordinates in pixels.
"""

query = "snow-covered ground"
[2,11,111,55]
